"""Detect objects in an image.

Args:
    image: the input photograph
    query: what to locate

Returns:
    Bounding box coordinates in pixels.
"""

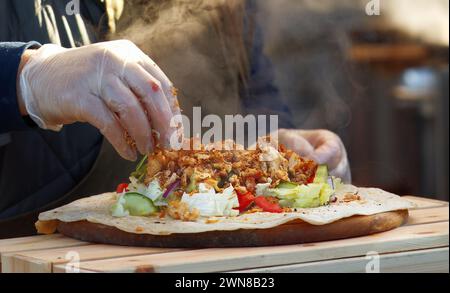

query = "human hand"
[278,129,351,183]
[18,40,181,161]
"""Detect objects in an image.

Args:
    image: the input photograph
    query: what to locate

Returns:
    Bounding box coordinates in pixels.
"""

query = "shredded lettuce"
[128,177,168,207]
[255,182,271,196]
[330,177,343,190]
[255,180,336,209]
[111,192,158,217]
[181,184,239,217]
[111,196,129,217]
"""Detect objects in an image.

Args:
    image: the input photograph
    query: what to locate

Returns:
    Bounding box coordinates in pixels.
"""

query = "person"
[0,0,350,237]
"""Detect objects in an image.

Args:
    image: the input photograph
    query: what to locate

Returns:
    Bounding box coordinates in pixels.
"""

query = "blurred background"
[114,0,448,200]
[256,0,449,200]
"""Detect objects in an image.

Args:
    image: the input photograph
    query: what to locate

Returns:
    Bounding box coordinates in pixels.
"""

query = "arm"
[14,40,182,161]
[0,42,40,134]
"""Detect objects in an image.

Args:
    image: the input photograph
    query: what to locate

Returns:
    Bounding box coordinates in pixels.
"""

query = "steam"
[256,0,370,131]
[110,0,448,134]
[112,0,246,122]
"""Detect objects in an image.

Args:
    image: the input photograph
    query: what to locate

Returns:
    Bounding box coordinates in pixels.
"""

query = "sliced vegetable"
[111,192,158,217]
[181,185,239,217]
[116,183,129,193]
[235,189,248,197]
[130,155,148,182]
[127,178,169,207]
[237,192,256,212]
[144,179,165,204]
[124,193,158,216]
[163,180,180,198]
[278,199,294,208]
[255,182,271,196]
[186,172,200,193]
[276,181,298,189]
[313,165,329,184]
[254,196,283,213]
[110,196,129,217]
[291,184,323,208]
[265,182,333,209]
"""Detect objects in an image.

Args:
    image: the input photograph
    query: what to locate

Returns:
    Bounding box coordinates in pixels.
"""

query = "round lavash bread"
[36,185,414,247]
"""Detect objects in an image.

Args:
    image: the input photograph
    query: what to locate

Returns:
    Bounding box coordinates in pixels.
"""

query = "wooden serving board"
[0,196,448,273]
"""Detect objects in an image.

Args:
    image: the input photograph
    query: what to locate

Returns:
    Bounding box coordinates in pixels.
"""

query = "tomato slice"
[254,196,283,213]
[116,183,129,193]
[307,173,316,184]
[237,192,255,212]
[236,189,247,197]
[307,165,319,184]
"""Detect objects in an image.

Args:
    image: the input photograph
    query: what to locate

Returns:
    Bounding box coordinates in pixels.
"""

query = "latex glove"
[18,40,181,161]
[278,129,351,183]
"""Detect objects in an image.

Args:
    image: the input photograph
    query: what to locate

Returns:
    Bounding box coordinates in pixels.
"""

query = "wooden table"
[0,196,448,273]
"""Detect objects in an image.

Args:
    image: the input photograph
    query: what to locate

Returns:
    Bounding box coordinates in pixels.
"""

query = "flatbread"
[54,210,408,247]
[37,185,414,237]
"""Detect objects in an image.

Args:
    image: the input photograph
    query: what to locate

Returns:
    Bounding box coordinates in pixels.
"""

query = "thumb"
[312,139,342,169]
[281,132,315,158]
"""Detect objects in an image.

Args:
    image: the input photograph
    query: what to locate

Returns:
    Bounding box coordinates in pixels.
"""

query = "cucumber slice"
[313,165,329,184]
[276,181,298,189]
[123,192,158,216]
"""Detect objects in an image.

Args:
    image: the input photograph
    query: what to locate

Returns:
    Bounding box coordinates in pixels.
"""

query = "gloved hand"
[278,129,351,183]
[18,40,181,161]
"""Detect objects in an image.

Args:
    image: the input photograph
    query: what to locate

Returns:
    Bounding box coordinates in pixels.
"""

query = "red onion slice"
[163,180,180,198]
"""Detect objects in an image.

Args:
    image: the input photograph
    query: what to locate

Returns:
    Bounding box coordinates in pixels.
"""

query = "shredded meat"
[145,138,317,193]
[342,193,361,202]
[167,201,200,221]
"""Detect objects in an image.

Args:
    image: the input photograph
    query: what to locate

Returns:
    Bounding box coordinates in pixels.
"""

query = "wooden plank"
[0,196,446,273]
[0,234,86,254]
[0,234,88,272]
[2,245,180,273]
[406,207,449,226]
[232,247,449,273]
[4,207,446,273]
[404,196,448,209]
[53,221,449,273]
[5,207,446,273]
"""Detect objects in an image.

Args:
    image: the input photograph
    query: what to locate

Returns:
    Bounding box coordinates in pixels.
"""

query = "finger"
[138,54,182,117]
[128,44,183,144]
[279,131,315,158]
[297,129,324,147]
[82,95,137,161]
[330,156,352,184]
[299,129,343,169]
[122,63,175,147]
[312,139,342,170]
[100,75,153,155]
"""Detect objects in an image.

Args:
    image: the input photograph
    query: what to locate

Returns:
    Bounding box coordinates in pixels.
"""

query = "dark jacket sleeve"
[240,1,295,129]
[0,41,40,134]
